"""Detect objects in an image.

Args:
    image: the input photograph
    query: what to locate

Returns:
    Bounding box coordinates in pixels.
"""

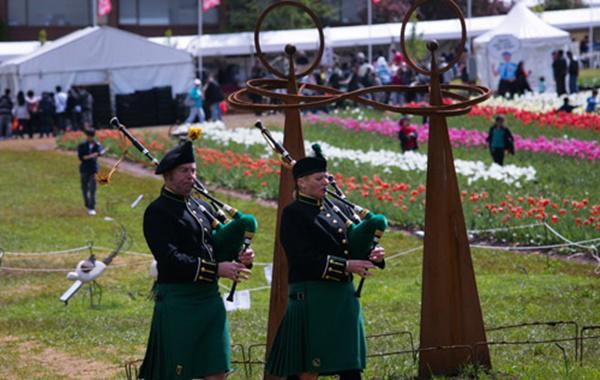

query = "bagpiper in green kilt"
[138,282,230,380]
[140,184,232,380]
[266,280,366,376]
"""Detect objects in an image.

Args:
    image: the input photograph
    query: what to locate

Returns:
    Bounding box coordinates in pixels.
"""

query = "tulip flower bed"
[57,118,599,248]
[482,92,594,115]
[306,115,600,162]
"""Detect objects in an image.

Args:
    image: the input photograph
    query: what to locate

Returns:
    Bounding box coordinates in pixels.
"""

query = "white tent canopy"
[0,41,40,62]
[0,26,194,95]
[149,6,598,59]
[473,2,571,93]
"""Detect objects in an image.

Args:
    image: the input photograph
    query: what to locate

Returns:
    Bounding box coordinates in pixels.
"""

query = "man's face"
[495,118,504,127]
[297,171,329,200]
[502,53,511,63]
[165,162,196,196]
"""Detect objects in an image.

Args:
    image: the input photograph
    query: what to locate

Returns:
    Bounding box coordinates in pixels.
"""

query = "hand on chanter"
[218,261,251,282]
[345,260,376,278]
[238,248,255,267]
[369,246,385,263]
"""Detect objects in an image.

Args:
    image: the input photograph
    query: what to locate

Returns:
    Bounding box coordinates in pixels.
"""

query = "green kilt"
[266,281,366,376]
[138,282,230,380]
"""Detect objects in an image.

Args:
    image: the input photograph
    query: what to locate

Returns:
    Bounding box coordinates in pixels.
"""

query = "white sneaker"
[87,209,97,216]
[170,124,189,137]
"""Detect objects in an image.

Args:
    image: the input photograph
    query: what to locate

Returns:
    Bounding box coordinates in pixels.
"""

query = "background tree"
[537,0,584,11]
[371,0,509,22]
[220,0,335,33]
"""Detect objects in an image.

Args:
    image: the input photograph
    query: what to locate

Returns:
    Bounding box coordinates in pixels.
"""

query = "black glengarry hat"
[155,140,195,174]
[292,144,327,179]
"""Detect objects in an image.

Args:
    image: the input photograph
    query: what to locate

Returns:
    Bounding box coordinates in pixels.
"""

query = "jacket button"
[338,228,343,233]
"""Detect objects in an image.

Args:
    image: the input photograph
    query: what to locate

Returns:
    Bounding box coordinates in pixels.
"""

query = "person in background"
[552,50,568,96]
[67,87,83,131]
[580,36,590,68]
[79,87,94,129]
[0,89,14,139]
[537,76,546,93]
[77,129,105,216]
[586,90,598,113]
[514,61,532,96]
[12,91,29,138]
[204,75,225,121]
[39,92,56,137]
[54,86,68,134]
[397,116,418,153]
[486,115,514,166]
[25,90,40,138]
[566,51,579,94]
[492,51,517,98]
[557,97,577,113]
[185,78,205,125]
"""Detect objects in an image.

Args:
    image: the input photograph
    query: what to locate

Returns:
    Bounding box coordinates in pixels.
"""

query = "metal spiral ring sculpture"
[229,1,494,378]
[228,1,492,117]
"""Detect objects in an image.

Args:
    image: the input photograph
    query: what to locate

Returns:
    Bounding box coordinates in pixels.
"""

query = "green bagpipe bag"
[211,211,258,262]
[266,281,367,376]
[347,212,388,259]
[138,282,230,380]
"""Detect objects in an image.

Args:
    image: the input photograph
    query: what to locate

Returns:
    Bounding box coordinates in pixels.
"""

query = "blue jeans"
[185,106,205,123]
[210,102,222,121]
[81,172,97,210]
[0,114,12,138]
[569,75,578,94]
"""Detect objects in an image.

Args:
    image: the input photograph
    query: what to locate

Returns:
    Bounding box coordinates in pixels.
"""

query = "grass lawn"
[579,68,600,89]
[1,149,600,379]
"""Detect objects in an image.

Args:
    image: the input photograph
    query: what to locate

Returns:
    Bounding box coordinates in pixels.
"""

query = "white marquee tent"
[473,2,571,93]
[0,26,194,95]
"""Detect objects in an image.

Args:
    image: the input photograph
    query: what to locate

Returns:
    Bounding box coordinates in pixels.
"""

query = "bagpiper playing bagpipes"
[255,121,388,379]
[107,118,258,380]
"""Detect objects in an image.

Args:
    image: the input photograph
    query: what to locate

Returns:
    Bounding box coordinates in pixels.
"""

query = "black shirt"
[144,187,218,283]
[77,140,104,174]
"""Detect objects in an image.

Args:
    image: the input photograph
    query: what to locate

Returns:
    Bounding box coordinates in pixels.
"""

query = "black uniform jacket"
[144,187,218,283]
[281,193,359,284]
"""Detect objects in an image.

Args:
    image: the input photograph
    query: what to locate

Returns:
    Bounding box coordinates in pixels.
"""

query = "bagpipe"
[255,121,387,297]
[109,117,258,301]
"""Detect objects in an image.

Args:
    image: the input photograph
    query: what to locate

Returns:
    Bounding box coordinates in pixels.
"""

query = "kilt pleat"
[266,281,366,376]
[138,282,230,380]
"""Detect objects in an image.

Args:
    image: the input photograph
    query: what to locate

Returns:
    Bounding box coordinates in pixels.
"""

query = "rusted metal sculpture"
[228,0,492,378]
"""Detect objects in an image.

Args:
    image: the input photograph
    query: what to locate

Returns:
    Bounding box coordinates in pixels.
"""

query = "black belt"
[289,291,305,301]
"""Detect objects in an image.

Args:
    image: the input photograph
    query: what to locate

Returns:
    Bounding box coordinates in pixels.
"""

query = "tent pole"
[590,1,594,57]
[92,0,97,27]
[466,0,472,78]
[367,0,372,64]
[198,0,204,79]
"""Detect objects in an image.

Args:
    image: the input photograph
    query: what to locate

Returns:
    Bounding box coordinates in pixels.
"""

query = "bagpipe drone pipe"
[109,117,258,301]
[255,121,387,297]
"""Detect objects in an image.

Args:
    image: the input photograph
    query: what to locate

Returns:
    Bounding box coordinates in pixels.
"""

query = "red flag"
[202,0,221,13]
[98,0,112,17]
